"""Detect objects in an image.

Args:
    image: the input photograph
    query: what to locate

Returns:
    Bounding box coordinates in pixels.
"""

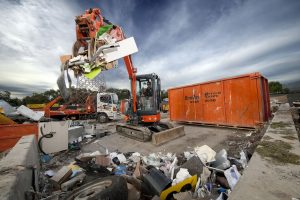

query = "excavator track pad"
[116,123,185,145]
[116,124,152,142]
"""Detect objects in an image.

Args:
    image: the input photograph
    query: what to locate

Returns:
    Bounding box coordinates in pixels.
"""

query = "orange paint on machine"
[168,72,271,128]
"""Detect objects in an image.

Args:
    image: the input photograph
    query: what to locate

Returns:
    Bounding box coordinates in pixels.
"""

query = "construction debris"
[36,135,252,200]
[50,166,72,186]
[2,92,292,200]
[17,105,44,121]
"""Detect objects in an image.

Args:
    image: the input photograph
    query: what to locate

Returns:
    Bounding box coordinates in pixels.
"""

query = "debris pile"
[39,142,249,200]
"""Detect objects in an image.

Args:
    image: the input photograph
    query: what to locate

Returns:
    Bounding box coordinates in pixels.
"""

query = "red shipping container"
[168,72,271,128]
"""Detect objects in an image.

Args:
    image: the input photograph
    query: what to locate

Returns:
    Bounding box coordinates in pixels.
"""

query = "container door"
[201,81,225,124]
[168,89,185,121]
[224,76,260,127]
[183,86,201,121]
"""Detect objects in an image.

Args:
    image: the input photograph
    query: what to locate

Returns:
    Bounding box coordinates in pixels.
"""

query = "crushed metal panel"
[17,105,44,121]
[103,37,138,62]
[68,126,84,143]
[57,70,70,100]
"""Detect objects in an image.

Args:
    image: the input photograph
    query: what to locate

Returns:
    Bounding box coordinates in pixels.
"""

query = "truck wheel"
[66,176,128,200]
[97,113,108,123]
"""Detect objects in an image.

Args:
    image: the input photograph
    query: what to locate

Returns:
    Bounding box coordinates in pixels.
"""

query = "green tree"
[0,91,10,102]
[44,89,60,100]
[268,81,290,94]
[161,90,168,99]
[269,81,283,93]
[0,91,22,106]
[106,88,130,100]
[22,92,49,104]
[282,87,290,94]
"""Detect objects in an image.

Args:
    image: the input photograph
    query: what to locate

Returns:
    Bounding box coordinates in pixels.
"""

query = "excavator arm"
[68,8,139,115]
[123,55,137,114]
[56,8,185,142]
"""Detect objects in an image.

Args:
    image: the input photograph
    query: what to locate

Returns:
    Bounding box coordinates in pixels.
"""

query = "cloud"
[134,0,300,88]
[0,0,300,98]
[0,0,80,97]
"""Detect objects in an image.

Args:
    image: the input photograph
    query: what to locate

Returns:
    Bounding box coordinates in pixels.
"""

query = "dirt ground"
[84,123,247,155]
[80,115,265,161]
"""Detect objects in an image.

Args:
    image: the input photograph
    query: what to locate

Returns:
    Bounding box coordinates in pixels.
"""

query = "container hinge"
[250,72,261,79]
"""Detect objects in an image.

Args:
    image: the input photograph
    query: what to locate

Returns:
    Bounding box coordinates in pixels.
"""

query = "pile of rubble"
[39,142,249,200]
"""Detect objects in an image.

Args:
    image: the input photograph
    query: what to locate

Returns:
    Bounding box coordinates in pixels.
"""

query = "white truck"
[96,92,121,122]
[45,92,121,123]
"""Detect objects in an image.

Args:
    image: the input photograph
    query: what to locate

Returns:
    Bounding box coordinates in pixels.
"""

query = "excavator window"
[136,79,154,112]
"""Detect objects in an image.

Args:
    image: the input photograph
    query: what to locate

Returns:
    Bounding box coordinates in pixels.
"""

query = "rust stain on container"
[168,72,271,128]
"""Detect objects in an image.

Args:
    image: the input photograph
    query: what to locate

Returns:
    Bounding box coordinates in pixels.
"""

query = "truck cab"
[96,92,121,122]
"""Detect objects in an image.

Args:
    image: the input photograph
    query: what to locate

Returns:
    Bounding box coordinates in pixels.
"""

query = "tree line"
[0,82,290,107]
[0,88,130,107]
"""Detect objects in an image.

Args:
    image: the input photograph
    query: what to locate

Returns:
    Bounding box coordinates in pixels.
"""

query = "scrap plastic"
[224,165,241,189]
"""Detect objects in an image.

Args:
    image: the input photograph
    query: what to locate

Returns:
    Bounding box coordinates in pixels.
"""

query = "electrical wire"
[38,126,55,155]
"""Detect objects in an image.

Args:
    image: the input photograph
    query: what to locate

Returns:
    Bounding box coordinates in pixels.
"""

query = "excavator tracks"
[116,123,185,144]
[116,124,153,142]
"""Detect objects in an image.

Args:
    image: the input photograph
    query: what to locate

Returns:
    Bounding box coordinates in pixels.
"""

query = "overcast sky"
[0,0,300,97]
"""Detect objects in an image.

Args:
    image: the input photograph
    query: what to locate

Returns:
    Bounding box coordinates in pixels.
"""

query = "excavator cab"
[136,73,161,123]
[118,73,184,143]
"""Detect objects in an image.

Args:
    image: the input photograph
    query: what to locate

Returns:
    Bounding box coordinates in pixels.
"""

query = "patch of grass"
[256,140,300,165]
[269,129,295,135]
[270,121,291,129]
[281,135,298,140]
[278,130,295,135]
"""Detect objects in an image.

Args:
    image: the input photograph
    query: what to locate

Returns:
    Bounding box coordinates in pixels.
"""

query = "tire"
[66,176,128,200]
[97,113,108,123]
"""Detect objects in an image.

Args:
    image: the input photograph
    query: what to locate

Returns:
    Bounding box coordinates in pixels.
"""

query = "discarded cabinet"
[38,121,69,154]
[168,72,271,128]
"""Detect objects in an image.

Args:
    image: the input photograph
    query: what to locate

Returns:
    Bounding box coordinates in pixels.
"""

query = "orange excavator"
[58,8,184,142]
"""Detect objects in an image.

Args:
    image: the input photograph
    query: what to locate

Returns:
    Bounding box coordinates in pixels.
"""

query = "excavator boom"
[57,8,185,143]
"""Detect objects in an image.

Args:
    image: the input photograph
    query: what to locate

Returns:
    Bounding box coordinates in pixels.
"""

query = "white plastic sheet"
[17,105,44,121]
[103,37,138,62]
[224,165,241,189]
[172,168,191,185]
[194,145,216,163]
